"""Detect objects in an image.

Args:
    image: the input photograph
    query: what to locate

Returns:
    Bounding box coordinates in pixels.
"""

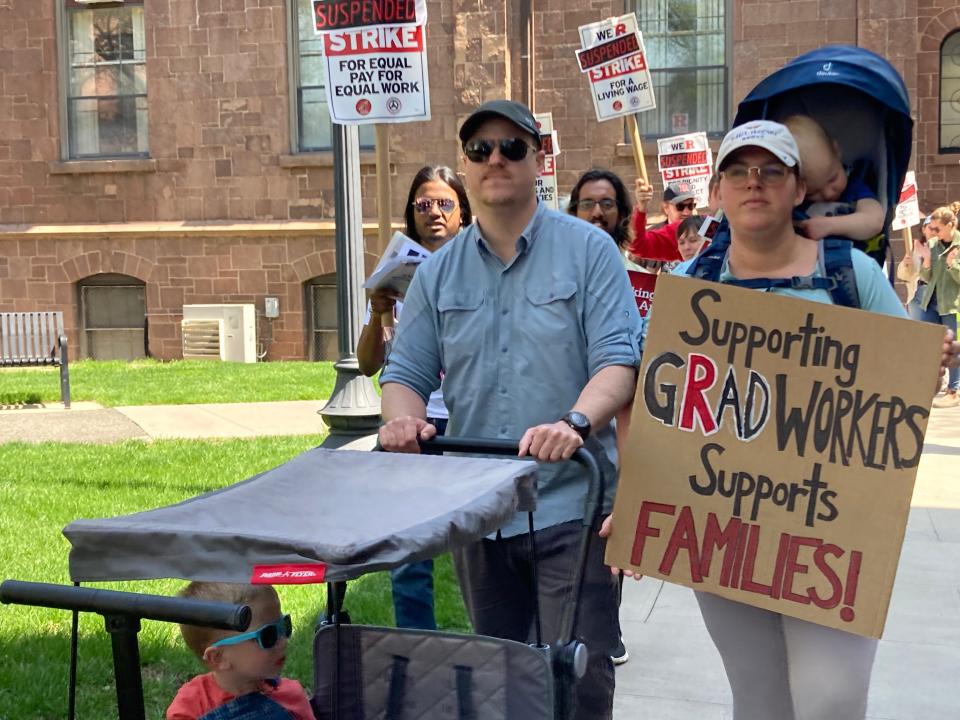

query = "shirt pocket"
[437,290,486,367]
[524,280,579,342]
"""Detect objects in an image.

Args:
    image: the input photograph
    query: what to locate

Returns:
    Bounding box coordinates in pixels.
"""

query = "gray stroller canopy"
[65,448,538,584]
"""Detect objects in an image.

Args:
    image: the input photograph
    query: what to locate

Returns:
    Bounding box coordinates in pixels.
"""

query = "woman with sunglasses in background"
[357,165,472,631]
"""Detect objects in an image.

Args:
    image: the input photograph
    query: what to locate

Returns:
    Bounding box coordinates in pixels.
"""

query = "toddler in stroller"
[167,582,313,720]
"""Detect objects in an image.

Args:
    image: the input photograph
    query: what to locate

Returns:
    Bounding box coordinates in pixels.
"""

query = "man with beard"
[566,169,633,248]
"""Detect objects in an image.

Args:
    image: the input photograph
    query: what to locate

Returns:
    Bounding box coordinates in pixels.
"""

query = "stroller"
[734,44,914,266]
[5,437,604,720]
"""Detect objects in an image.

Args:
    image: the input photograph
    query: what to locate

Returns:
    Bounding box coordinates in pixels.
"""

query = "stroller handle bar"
[0,580,251,631]
[418,436,605,527]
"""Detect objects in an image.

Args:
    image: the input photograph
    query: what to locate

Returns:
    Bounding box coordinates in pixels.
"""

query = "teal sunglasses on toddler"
[210,614,293,650]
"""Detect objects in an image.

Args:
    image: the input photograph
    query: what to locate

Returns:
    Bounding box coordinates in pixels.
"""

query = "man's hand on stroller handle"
[379,416,437,453]
[518,421,584,462]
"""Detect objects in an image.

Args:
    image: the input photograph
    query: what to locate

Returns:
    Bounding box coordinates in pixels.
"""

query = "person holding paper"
[356,165,471,631]
[378,99,642,720]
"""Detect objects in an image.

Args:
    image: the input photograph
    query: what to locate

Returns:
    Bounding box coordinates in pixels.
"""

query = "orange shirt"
[166,673,314,720]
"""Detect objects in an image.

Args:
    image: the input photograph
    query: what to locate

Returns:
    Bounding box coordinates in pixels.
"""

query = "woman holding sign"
[357,165,471,631]
[606,120,960,720]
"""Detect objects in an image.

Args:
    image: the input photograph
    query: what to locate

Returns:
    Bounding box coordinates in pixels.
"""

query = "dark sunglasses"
[210,614,292,650]
[463,137,533,163]
[675,200,697,211]
[412,198,457,214]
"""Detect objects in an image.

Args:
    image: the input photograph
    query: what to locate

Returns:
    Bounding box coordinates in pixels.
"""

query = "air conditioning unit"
[181,304,257,363]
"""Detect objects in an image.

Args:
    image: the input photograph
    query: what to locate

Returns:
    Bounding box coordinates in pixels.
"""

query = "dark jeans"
[908,289,959,391]
[452,518,619,720]
[389,416,448,630]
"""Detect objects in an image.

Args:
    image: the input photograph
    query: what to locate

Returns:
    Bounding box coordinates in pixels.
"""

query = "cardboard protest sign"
[320,24,430,124]
[534,112,559,210]
[657,132,713,208]
[313,0,427,31]
[627,270,657,317]
[891,171,920,231]
[607,275,944,638]
[577,14,655,122]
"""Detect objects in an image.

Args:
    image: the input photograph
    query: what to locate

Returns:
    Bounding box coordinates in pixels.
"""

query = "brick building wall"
[2,0,959,361]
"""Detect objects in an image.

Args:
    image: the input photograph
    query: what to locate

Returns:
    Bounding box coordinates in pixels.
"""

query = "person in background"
[904,206,960,407]
[357,165,472,629]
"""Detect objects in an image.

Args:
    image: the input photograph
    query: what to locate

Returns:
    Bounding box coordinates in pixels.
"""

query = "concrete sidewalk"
[0,399,329,443]
[613,407,960,720]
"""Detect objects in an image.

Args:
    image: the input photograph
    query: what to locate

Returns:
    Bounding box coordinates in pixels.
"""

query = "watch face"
[564,412,590,436]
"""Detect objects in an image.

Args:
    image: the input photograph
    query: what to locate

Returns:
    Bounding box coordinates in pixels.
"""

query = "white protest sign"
[313,0,427,31]
[321,24,430,124]
[534,112,559,210]
[891,171,920,231]
[577,14,656,122]
[657,132,713,208]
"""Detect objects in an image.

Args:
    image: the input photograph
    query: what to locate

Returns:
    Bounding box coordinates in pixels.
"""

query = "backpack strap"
[686,228,861,309]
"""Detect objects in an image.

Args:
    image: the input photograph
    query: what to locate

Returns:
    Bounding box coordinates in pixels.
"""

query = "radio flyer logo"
[386,96,402,114]
[356,98,372,115]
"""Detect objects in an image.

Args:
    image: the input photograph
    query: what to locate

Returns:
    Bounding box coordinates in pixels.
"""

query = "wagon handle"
[417,436,605,646]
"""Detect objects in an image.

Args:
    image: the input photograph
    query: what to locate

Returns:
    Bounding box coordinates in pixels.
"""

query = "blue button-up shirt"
[381,202,643,536]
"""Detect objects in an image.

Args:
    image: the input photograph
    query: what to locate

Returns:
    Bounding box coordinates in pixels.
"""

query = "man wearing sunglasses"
[378,99,643,720]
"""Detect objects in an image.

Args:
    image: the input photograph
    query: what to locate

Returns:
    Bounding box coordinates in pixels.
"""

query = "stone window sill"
[931,152,960,166]
[279,151,378,168]
[49,158,157,175]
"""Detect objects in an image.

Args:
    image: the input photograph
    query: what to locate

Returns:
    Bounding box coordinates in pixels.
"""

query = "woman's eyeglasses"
[412,198,458,214]
[210,614,292,650]
[675,200,697,211]
[463,137,533,163]
[576,199,617,212]
[721,164,792,189]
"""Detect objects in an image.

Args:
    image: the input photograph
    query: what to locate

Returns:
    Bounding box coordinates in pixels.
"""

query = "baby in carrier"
[784,114,886,248]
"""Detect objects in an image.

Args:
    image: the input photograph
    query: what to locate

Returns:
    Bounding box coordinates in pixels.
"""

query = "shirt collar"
[472,200,546,258]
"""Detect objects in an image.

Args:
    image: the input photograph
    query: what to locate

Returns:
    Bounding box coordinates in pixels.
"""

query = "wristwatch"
[561,411,591,439]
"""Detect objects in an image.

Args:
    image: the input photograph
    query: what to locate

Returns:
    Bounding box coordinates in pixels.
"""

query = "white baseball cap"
[715,120,801,171]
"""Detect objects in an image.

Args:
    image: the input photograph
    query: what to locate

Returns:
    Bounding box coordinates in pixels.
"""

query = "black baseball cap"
[458,100,542,148]
[663,187,696,205]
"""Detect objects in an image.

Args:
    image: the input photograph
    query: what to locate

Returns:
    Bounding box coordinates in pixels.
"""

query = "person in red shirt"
[167,583,314,720]
[627,184,693,264]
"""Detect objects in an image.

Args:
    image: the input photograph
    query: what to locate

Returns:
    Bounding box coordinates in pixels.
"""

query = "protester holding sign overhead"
[378,99,642,719]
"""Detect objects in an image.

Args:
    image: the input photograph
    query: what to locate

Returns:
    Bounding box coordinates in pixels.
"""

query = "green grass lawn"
[0,359,342,407]
[0,437,468,720]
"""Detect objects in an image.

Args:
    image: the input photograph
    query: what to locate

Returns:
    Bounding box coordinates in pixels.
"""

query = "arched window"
[941,30,960,153]
[78,273,147,359]
[305,273,339,361]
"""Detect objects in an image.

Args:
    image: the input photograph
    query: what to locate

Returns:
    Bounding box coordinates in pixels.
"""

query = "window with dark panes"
[293,0,373,151]
[306,274,339,361]
[941,31,960,153]
[65,0,148,158]
[627,0,728,138]
[79,274,147,360]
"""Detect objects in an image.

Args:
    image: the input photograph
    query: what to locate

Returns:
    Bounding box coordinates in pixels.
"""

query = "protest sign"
[577,14,656,122]
[607,275,944,638]
[320,24,430,124]
[313,0,427,31]
[627,270,657,317]
[534,112,559,210]
[891,171,920,231]
[657,132,713,208]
